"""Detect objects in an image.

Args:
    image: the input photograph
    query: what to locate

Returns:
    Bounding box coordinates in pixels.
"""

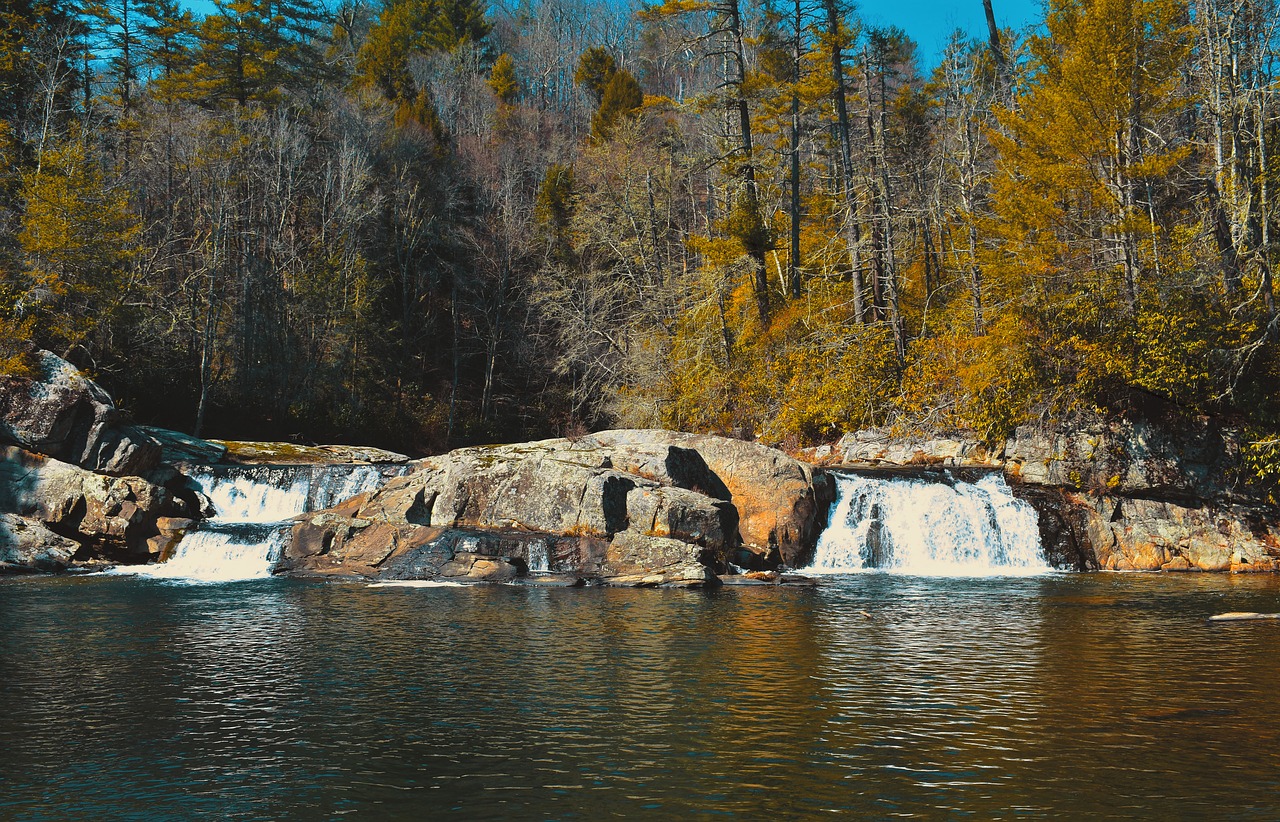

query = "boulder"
[601,532,719,588]
[588,430,832,567]
[398,439,739,550]
[0,445,186,560]
[280,432,807,583]
[0,513,79,571]
[0,351,160,476]
[140,427,228,465]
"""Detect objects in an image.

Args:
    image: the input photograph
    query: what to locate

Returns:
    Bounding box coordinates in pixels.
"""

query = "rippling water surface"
[3,573,1280,820]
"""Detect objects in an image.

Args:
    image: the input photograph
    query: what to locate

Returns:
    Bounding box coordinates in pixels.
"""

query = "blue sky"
[861,0,1044,64]
[179,0,1046,66]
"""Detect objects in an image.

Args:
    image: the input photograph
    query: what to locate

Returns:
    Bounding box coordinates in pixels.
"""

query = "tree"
[574,45,615,104]
[991,0,1190,312]
[185,0,326,108]
[589,67,641,140]
[18,135,140,355]
[643,0,773,324]
[488,52,519,105]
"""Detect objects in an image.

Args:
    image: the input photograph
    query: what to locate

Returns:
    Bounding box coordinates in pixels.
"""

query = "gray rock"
[835,428,1000,468]
[0,445,182,560]
[140,426,228,465]
[210,439,410,465]
[1005,411,1237,501]
[0,351,160,476]
[1077,494,1280,572]
[280,432,807,584]
[0,513,79,570]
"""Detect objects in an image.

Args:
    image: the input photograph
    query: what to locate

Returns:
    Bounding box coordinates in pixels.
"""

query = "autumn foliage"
[0,0,1277,463]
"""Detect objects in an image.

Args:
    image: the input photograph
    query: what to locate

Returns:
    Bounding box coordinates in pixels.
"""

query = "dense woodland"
[1,0,1279,465]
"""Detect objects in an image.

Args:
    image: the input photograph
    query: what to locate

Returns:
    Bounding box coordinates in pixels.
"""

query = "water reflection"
[2,573,1280,819]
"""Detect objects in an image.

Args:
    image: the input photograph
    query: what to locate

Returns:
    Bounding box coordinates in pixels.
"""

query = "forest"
[1,0,1277,462]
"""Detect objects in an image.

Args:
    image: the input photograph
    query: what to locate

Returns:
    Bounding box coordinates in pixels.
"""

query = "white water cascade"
[807,472,1049,577]
[123,464,402,583]
[527,540,551,574]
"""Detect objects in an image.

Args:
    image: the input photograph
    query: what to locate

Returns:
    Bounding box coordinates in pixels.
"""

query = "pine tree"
[590,69,642,140]
[488,53,518,105]
[185,0,326,107]
[18,135,140,354]
[574,46,615,105]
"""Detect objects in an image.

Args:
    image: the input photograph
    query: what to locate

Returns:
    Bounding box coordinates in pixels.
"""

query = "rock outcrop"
[1004,412,1239,501]
[0,351,160,476]
[0,513,80,572]
[282,432,824,586]
[831,428,1001,469]
[0,446,192,567]
[589,430,833,567]
[819,411,1280,573]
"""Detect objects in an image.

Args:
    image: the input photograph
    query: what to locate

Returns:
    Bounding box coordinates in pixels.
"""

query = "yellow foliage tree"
[988,0,1191,312]
[19,138,141,354]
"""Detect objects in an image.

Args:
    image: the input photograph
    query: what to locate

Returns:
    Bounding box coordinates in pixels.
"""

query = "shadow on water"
[2,572,1280,819]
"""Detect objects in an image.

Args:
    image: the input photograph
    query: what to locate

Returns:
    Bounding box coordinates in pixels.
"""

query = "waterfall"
[186,464,391,523]
[807,472,1048,577]
[527,540,550,574]
[123,463,404,583]
[135,526,287,583]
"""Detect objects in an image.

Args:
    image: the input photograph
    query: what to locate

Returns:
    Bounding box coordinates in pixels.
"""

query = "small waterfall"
[135,526,287,582]
[186,464,391,523]
[125,463,404,583]
[527,540,550,574]
[808,472,1048,577]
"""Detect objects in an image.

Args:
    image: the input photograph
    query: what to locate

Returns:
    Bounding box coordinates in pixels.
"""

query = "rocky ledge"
[282,431,832,587]
[816,412,1280,573]
[0,352,204,572]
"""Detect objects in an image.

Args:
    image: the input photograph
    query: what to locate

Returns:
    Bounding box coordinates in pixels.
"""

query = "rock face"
[0,513,80,572]
[1004,412,1238,501]
[282,432,822,585]
[0,351,160,476]
[1002,413,1280,572]
[823,411,1280,573]
[589,430,833,567]
[833,428,1001,469]
[0,446,191,565]
[1067,493,1280,572]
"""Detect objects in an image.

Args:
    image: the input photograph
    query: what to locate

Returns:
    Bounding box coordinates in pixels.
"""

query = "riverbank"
[4,350,1280,582]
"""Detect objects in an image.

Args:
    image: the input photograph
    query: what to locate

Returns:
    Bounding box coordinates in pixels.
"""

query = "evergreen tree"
[590,69,641,140]
[574,46,615,105]
[488,52,518,105]
[18,135,140,355]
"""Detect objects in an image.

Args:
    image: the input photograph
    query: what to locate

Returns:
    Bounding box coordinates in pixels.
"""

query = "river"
[2,572,1278,819]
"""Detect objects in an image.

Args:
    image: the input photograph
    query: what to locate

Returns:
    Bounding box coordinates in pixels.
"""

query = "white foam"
[189,469,310,523]
[527,540,550,574]
[807,472,1049,577]
[114,529,286,583]
[125,464,403,584]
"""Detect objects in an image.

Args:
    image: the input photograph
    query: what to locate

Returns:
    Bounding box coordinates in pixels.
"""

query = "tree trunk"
[824,0,866,323]
[788,0,803,300]
[982,0,1009,95]
[724,0,770,323]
